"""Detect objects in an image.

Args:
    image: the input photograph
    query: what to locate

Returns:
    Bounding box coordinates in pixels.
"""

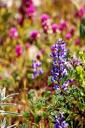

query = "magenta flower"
[75,38,80,45]
[69,27,75,36]
[15,44,23,57]
[65,33,72,40]
[75,7,85,19]
[40,13,50,23]
[8,27,18,39]
[26,4,36,17]
[59,20,67,31]
[40,13,52,34]
[51,23,58,33]
[17,15,24,26]
[22,0,32,6]
[26,42,30,49]
[30,30,40,40]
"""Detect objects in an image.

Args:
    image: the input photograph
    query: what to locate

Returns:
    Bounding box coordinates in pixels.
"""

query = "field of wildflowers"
[0,0,85,127]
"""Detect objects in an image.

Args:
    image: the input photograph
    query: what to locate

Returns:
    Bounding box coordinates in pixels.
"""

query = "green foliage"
[48,76,52,86]
[34,114,41,124]
[80,17,85,39]
[23,112,30,118]
[19,123,28,128]
[75,65,85,88]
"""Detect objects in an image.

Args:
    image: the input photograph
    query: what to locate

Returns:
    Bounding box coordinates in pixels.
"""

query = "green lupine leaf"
[48,76,52,86]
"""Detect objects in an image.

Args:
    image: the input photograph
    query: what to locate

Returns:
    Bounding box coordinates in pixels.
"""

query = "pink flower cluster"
[8,27,18,39]
[18,0,36,24]
[75,7,85,19]
[40,14,52,34]
[29,30,40,40]
[15,44,23,57]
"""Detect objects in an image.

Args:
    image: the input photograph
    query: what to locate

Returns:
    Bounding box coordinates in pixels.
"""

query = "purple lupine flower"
[15,44,23,57]
[29,30,40,40]
[54,113,68,128]
[32,59,43,79]
[8,27,18,39]
[50,38,69,90]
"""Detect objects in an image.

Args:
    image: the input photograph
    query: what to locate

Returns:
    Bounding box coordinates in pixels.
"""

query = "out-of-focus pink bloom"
[65,33,72,40]
[69,27,75,36]
[75,7,85,19]
[26,42,30,49]
[40,13,52,34]
[51,23,58,33]
[17,15,24,26]
[59,20,67,31]
[15,44,23,57]
[26,4,36,17]
[30,30,40,40]
[22,0,32,6]
[40,13,50,23]
[8,27,18,39]
[0,76,2,80]
[75,38,80,45]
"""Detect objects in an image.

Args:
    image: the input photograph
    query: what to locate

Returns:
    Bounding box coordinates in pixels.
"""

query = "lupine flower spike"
[32,59,43,79]
[54,113,68,128]
[50,38,70,90]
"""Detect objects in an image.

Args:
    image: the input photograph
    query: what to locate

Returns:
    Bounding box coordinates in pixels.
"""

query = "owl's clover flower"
[30,30,40,40]
[8,27,18,39]
[15,44,23,57]
[32,59,43,79]
[40,13,52,34]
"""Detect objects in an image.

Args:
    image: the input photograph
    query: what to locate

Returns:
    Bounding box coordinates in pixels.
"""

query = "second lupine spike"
[32,59,43,79]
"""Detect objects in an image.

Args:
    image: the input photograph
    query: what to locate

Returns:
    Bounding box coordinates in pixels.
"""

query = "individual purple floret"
[32,59,43,79]
[54,113,68,128]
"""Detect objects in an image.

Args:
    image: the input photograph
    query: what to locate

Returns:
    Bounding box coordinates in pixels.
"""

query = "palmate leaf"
[80,18,85,39]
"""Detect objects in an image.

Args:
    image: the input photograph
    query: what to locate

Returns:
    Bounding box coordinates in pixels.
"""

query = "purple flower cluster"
[54,113,68,128]
[50,38,69,90]
[32,59,43,79]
